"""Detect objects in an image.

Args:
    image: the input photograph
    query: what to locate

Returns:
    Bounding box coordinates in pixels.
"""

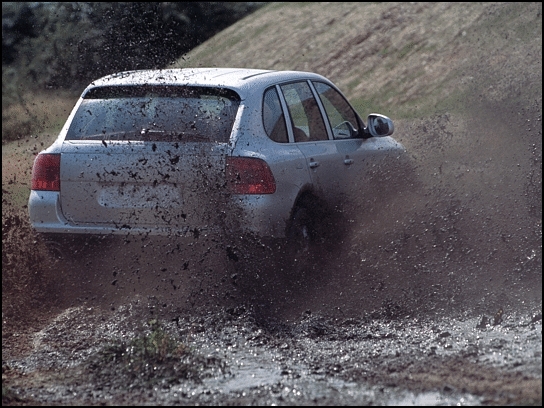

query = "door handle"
[309,160,320,168]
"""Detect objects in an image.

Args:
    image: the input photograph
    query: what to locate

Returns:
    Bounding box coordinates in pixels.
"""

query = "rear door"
[58,85,240,234]
[278,81,342,203]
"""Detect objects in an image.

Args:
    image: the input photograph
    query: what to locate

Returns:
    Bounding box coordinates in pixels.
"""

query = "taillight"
[31,153,61,191]
[226,157,276,194]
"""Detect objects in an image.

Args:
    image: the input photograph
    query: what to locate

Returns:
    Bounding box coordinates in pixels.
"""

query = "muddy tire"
[284,194,347,273]
[284,196,331,278]
[42,237,66,261]
[287,205,313,255]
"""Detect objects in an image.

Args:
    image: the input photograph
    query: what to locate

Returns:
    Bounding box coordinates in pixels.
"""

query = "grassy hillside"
[172,2,542,119]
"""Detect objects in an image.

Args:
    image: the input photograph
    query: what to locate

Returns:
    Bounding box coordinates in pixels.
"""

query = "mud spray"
[10,98,536,326]
[3,91,541,328]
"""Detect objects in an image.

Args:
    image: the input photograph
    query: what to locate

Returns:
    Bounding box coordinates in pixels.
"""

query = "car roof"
[87,68,331,98]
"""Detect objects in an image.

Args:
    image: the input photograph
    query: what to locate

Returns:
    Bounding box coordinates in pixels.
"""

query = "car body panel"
[231,136,312,237]
[59,141,228,231]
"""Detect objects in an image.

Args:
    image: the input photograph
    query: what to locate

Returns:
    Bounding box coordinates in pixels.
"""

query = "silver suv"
[29,68,405,256]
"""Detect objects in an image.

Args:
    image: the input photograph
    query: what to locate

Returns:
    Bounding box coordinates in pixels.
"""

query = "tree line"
[2,2,263,92]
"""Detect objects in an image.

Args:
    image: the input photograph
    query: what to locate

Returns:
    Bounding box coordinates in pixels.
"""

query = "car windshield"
[66,85,241,142]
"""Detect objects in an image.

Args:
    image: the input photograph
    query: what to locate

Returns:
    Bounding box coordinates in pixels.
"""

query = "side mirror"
[366,114,394,137]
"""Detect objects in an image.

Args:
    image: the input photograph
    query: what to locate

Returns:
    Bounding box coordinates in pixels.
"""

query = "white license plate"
[98,183,182,209]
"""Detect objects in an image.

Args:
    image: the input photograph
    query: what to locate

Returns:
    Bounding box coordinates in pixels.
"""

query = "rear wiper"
[140,128,165,135]
[81,132,133,141]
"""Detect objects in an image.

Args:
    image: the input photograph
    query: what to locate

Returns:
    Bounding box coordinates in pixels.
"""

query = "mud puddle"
[2,293,541,406]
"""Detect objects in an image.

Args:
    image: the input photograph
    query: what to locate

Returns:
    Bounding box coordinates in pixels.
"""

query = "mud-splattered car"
[29,68,405,256]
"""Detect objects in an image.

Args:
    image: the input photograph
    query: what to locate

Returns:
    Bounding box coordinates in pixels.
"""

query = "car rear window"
[66,85,241,142]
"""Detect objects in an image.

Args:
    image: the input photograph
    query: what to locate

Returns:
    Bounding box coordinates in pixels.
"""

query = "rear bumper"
[28,190,213,237]
[230,194,291,238]
[28,190,292,238]
[28,190,73,233]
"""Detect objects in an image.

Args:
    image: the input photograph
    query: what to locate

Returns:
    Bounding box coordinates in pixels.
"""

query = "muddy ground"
[1,221,542,406]
[2,295,542,405]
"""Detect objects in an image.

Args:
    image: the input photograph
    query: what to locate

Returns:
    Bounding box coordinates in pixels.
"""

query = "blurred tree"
[2,2,263,90]
[2,2,262,141]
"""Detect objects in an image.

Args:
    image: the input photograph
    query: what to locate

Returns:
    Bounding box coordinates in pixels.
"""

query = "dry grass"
[2,90,77,143]
[2,91,77,207]
[172,2,542,119]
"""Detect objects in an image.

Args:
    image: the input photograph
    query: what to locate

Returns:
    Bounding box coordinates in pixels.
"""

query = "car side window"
[262,87,289,143]
[280,82,328,142]
[313,81,359,139]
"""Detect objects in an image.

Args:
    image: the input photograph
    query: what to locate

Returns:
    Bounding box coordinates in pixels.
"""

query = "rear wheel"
[285,194,346,264]
[287,205,313,255]
[285,194,331,279]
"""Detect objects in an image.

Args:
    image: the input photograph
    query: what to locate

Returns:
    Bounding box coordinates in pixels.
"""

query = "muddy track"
[2,292,542,405]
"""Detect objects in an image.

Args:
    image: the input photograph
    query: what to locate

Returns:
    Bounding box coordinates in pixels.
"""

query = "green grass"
[103,319,188,363]
[91,319,226,387]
